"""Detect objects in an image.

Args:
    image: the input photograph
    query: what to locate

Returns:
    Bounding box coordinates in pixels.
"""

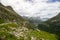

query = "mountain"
[46,13,60,39]
[0,3,33,40]
[38,13,60,40]
[23,16,42,26]
[0,3,58,40]
[45,13,60,34]
[0,3,24,23]
[0,3,34,29]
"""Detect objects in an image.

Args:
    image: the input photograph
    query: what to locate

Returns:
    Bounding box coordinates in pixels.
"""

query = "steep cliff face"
[0,3,58,40]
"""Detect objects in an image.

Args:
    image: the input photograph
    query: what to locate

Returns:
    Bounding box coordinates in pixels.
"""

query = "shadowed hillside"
[38,13,60,40]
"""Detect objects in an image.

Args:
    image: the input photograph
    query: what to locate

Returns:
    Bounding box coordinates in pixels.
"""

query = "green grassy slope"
[0,3,58,40]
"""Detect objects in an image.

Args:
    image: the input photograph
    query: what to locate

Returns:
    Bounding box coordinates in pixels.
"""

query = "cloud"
[0,0,60,20]
[48,0,60,2]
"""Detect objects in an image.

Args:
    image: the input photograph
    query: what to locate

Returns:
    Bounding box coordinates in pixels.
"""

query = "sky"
[0,0,60,20]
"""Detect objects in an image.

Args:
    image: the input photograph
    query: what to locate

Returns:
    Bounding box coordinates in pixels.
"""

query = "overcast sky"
[0,0,60,19]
